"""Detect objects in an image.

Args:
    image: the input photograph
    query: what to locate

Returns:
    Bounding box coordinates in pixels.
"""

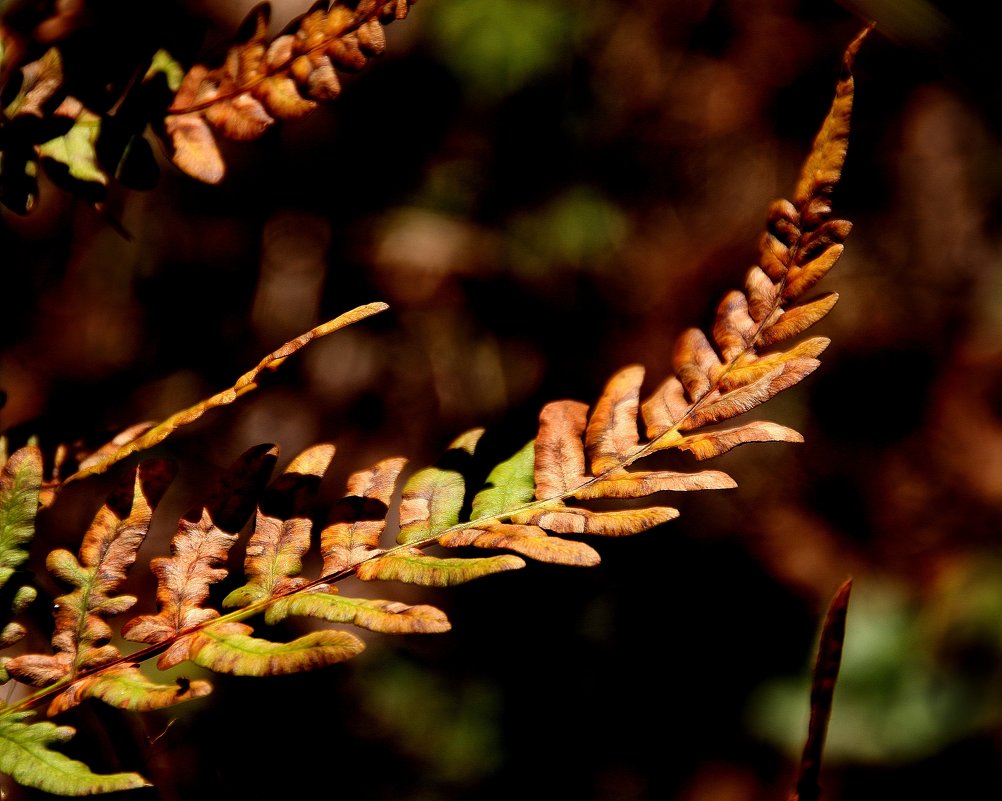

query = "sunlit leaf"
[534,400,589,496]
[5,49,63,118]
[512,506,679,536]
[396,430,481,546]
[267,592,451,633]
[189,621,365,675]
[223,444,335,608]
[48,667,212,715]
[165,111,224,184]
[6,461,174,688]
[146,48,185,91]
[37,98,106,187]
[760,293,840,347]
[0,712,148,795]
[586,365,645,474]
[318,456,406,577]
[356,550,526,586]
[575,469,736,498]
[675,421,804,460]
[470,441,535,519]
[440,524,600,566]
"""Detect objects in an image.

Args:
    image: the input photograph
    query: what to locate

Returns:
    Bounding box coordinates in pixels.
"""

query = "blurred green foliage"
[750,557,1002,764]
[424,0,582,100]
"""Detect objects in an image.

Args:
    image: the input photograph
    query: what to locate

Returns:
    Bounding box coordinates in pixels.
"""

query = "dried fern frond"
[165,0,417,183]
[0,27,868,797]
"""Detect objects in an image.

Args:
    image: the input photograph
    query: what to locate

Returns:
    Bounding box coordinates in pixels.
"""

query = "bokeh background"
[4,0,1002,799]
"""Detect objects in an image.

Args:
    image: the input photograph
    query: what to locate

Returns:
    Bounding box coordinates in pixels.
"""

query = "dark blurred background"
[4,0,1002,799]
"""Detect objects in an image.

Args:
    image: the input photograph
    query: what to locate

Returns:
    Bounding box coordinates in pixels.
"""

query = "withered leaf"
[5,49,63,118]
[586,365,645,475]
[575,469,736,499]
[48,667,212,715]
[511,506,680,537]
[675,421,804,461]
[316,455,402,581]
[440,524,601,567]
[65,304,387,483]
[204,93,274,141]
[534,400,589,497]
[6,461,174,687]
[318,456,406,577]
[223,444,335,608]
[760,293,840,347]
[121,445,279,669]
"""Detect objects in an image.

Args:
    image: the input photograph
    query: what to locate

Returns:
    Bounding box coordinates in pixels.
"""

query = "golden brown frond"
[165,0,417,182]
[0,27,869,798]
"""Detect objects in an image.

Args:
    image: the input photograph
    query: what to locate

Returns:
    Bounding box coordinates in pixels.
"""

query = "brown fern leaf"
[165,0,417,182]
[5,460,211,714]
[638,27,867,459]
[382,28,868,554]
[120,444,278,669]
[222,444,336,609]
[265,450,451,633]
[316,456,407,576]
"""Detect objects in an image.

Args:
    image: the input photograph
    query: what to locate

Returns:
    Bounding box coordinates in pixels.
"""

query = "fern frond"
[5,460,211,714]
[66,302,387,483]
[222,444,336,608]
[0,27,868,796]
[165,0,417,183]
[57,25,866,679]
[61,25,864,669]
[117,444,278,670]
[639,27,866,454]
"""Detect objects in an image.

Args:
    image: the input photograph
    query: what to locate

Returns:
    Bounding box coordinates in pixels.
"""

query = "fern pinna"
[0,28,867,797]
